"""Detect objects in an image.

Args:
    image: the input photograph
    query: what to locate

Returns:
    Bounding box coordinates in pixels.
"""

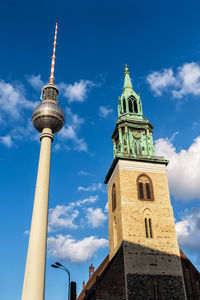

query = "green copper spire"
[112,66,159,161]
[118,66,143,120]
[123,65,133,90]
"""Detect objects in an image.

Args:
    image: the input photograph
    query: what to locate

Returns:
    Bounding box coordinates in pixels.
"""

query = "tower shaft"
[21,23,64,300]
[22,128,53,300]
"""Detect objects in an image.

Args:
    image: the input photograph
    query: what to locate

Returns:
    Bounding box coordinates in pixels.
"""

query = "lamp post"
[51,262,71,300]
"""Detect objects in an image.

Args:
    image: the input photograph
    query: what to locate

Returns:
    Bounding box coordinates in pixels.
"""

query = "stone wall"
[127,273,186,300]
[95,246,126,300]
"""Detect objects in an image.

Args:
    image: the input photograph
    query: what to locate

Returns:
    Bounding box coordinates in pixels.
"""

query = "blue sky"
[1,0,200,299]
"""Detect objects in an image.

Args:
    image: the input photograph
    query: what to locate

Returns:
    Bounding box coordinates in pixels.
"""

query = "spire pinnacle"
[123,64,133,90]
[49,23,58,84]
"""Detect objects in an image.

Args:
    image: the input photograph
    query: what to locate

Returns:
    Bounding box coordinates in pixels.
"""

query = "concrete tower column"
[21,23,65,300]
[22,128,53,300]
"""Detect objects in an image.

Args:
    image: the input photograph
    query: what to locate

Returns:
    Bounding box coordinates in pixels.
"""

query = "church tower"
[104,66,187,299]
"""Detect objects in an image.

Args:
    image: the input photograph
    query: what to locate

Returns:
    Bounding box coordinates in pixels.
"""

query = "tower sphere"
[32,84,65,134]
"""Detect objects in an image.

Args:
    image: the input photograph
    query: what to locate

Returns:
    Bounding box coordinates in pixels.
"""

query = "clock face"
[132,131,141,139]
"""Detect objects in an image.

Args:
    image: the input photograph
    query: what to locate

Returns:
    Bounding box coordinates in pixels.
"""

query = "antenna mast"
[49,22,58,84]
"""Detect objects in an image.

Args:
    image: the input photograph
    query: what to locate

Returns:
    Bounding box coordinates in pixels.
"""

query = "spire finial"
[49,23,58,84]
[125,63,129,71]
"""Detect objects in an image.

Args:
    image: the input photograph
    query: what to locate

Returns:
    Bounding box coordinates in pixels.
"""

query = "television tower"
[22,23,65,300]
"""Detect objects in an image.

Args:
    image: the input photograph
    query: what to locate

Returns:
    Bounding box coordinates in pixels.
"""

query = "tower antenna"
[49,22,58,84]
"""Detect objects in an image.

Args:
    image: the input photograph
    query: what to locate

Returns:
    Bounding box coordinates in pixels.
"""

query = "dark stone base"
[127,274,186,300]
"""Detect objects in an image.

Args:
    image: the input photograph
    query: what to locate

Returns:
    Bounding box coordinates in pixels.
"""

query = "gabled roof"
[77,255,109,300]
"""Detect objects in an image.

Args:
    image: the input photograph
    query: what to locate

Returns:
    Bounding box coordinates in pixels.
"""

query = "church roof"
[77,255,109,300]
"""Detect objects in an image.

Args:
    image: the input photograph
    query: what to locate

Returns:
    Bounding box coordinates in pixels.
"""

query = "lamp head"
[51,264,59,269]
[55,262,63,267]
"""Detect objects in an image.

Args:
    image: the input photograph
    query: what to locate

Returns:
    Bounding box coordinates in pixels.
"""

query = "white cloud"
[78,182,103,192]
[75,195,99,206]
[59,126,87,152]
[0,120,39,148]
[11,120,38,141]
[59,80,96,103]
[54,143,61,151]
[99,105,113,118]
[48,205,79,231]
[58,108,87,152]
[26,74,44,90]
[0,135,13,147]
[155,135,200,200]
[47,235,108,263]
[0,80,36,121]
[146,68,176,96]
[24,230,29,236]
[147,62,200,99]
[173,63,200,98]
[78,170,93,176]
[27,75,96,102]
[86,207,107,227]
[104,202,108,213]
[176,208,200,262]
[48,195,99,232]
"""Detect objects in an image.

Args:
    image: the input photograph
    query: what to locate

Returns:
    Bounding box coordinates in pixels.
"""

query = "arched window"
[123,98,126,113]
[144,217,153,238]
[128,99,133,113]
[134,100,138,113]
[112,183,116,212]
[137,174,154,201]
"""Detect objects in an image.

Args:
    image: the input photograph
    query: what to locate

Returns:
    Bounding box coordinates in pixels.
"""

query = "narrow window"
[139,182,144,199]
[145,218,149,238]
[123,98,126,113]
[149,218,153,238]
[129,99,133,113]
[134,100,138,113]
[153,284,160,299]
[112,184,116,212]
[146,183,151,200]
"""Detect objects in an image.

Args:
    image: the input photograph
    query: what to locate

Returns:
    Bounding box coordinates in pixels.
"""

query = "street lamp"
[51,262,70,300]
